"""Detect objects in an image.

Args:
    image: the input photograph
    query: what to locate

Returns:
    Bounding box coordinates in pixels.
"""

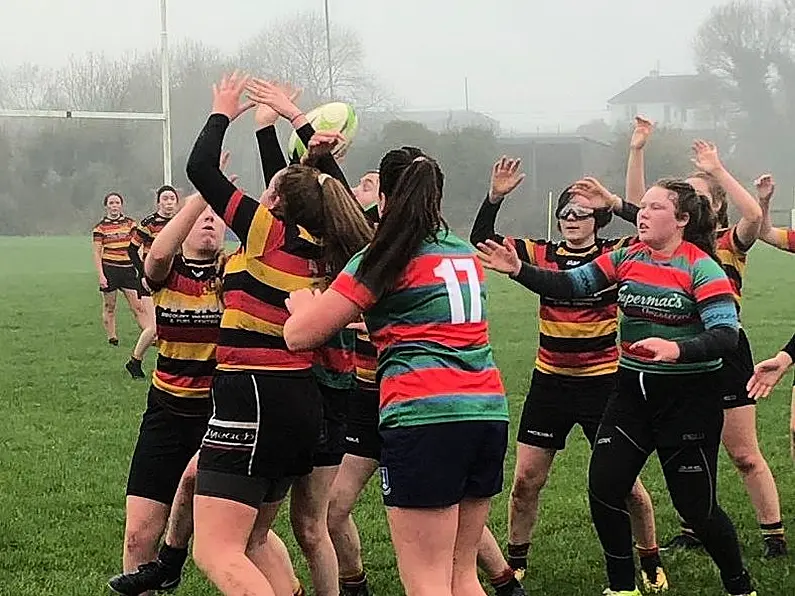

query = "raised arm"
[470,157,526,246]
[253,84,298,187]
[477,238,614,299]
[144,193,207,283]
[186,74,259,244]
[625,116,653,206]
[692,140,761,247]
[247,79,351,191]
[755,174,795,252]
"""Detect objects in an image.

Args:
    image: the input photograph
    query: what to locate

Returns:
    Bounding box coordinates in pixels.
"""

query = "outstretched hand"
[747,352,792,400]
[489,156,526,202]
[691,139,724,176]
[254,82,302,128]
[754,174,775,203]
[246,79,303,121]
[476,238,521,276]
[212,72,255,121]
[569,177,617,210]
[630,116,654,150]
[301,131,346,165]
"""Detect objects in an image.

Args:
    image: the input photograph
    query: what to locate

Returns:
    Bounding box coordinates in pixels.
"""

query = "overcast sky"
[0,0,722,131]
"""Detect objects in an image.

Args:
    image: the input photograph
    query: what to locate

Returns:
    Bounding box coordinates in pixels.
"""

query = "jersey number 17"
[434,258,483,324]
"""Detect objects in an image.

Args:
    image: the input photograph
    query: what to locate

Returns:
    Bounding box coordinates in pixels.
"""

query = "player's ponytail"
[657,178,719,263]
[357,148,447,298]
[275,164,372,281]
[317,174,374,279]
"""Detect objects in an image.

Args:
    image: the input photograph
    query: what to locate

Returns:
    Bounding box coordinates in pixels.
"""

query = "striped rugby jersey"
[566,241,738,374]
[354,329,378,388]
[217,189,324,371]
[331,231,508,429]
[769,228,795,253]
[131,212,172,258]
[715,226,754,307]
[148,255,222,415]
[314,329,356,390]
[92,216,136,267]
[512,236,635,377]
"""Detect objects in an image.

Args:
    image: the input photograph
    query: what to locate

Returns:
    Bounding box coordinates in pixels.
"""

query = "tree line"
[0,2,792,236]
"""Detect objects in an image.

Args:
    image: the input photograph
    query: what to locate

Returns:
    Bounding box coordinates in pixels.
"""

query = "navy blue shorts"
[379,420,508,508]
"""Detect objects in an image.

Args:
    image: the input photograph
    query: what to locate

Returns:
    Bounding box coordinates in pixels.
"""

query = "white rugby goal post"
[0,0,173,184]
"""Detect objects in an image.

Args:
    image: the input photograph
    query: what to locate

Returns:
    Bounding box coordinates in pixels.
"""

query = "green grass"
[0,236,793,596]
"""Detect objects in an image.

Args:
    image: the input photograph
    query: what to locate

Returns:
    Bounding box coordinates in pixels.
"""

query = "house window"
[681,108,688,124]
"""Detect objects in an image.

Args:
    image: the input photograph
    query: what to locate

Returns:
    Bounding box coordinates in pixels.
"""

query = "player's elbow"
[743,203,764,226]
[283,318,310,352]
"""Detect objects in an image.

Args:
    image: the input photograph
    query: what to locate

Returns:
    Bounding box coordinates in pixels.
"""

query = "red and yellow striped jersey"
[131,212,172,257]
[314,330,356,390]
[511,236,636,377]
[354,329,378,387]
[148,255,223,416]
[769,228,795,253]
[92,216,136,267]
[217,189,324,372]
[715,226,752,307]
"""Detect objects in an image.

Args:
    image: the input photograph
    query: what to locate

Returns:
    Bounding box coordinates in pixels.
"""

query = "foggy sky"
[0,0,721,131]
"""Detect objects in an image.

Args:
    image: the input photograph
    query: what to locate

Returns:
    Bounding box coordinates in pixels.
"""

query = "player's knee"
[292,513,327,552]
[327,498,351,534]
[511,466,548,504]
[728,448,764,476]
[103,302,115,314]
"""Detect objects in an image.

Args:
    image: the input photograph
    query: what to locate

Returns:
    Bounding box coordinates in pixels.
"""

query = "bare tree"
[693,0,795,176]
[238,11,389,110]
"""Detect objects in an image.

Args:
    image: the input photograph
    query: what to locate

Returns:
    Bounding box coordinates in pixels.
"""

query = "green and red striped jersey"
[331,231,508,429]
[569,241,738,374]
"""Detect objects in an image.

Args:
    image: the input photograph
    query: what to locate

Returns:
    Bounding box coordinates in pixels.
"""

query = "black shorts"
[598,367,724,451]
[314,384,350,468]
[379,420,508,508]
[517,370,616,450]
[718,328,756,410]
[101,264,140,293]
[126,386,210,504]
[196,370,322,508]
[345,384,381,461]
[137,282,152,299]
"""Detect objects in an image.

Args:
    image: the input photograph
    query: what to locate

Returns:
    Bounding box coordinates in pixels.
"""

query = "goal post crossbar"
[0,109,166,121]
[0,1,173,183]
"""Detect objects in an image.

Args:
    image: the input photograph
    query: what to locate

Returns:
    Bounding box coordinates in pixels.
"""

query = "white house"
[607,71,729,131]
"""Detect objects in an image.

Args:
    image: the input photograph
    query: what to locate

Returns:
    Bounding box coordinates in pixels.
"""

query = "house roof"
[608,73,718,106]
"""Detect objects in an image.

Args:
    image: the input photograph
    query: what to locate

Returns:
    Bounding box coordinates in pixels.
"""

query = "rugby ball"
[287,102,358,161]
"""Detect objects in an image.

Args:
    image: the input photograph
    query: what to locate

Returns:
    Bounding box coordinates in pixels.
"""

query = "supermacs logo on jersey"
[617,285,689,321]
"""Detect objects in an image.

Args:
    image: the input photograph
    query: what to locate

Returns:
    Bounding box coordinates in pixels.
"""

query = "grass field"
[0,236,793,596]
